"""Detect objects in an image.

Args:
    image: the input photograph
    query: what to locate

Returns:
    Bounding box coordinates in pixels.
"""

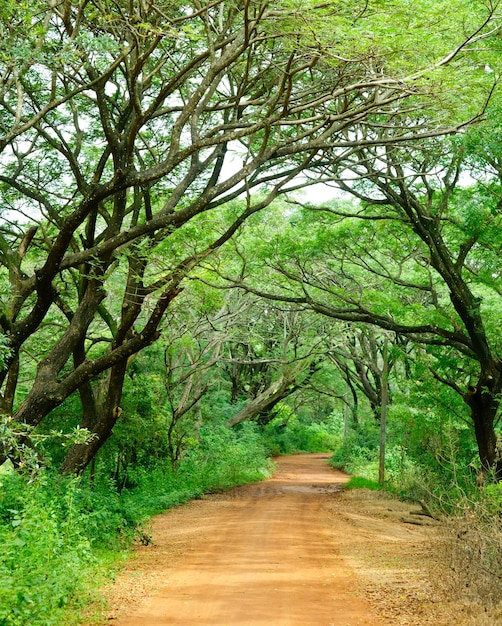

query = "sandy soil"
[85,454,455,626]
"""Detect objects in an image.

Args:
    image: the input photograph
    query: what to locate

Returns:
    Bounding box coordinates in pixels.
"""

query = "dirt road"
[97,454,444,626]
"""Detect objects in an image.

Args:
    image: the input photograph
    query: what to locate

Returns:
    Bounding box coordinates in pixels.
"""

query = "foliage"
[262,404,342,455]
[0,414,95,478]
[0,0,497,474]
[0,420,273,625]
[124,422,274,512]
[434,487,502,608]
[0,335,11,372]
[223,133,502,477]
[182,423,273,492]
[344,476,382,491]
[0,474,96,626]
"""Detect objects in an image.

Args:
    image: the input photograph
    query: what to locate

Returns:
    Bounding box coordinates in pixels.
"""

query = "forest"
[1,0,502,624]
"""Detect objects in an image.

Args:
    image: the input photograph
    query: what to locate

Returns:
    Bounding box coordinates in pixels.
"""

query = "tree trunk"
[59,405,123,476]
[379,342,388,486]
[60,361,128,475]
[463,367,502,479]
[226,377,295,427]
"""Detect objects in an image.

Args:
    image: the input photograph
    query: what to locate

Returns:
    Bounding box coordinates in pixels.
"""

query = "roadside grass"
[429,484,502,625]
[330,445,502,625]
[0,424,273,626]
[343,476,382,490]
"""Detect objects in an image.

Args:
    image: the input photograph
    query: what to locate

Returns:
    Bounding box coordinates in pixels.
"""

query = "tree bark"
[60,365,127,476]
[379,342,388,486]
[226,376,297,427]
[464,367,502,479]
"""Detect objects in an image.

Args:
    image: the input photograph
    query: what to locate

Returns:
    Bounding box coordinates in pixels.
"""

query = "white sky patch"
[291,181,348,204]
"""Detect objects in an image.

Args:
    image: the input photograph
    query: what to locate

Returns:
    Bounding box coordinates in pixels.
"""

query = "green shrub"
[330,437,379,479]
[0,475,96,626]
[180,422,273,491]
[263,406,342,454]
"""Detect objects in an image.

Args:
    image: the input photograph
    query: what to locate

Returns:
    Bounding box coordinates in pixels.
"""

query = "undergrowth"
[427,480,502,621]
[262,407,341,455]
[0,423,272,626]
[343,476,382,490]
[331,425,502,619]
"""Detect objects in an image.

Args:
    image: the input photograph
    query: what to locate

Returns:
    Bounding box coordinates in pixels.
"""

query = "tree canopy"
[4,6,502,622]
[209,126,502,476]
[0,0,500,474]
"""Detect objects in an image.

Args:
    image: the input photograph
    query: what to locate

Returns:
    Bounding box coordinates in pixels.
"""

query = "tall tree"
[326,326,396,423]
[0,0,498,473]
[222,133,502,477]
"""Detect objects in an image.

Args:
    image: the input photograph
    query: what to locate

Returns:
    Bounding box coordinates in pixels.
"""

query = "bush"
[329,424,379,479]
[0,474,96,626]
[179,422,273,492]
[329,421,423,489]
[263,406,342,455]
[0,420,273,626]
[123,422,273,514]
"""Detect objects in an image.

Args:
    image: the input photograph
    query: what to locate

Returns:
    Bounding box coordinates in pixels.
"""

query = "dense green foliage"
[261,404,342,456]
[0,422,273,626]
[0,0,502,622]
[0,0,498,474]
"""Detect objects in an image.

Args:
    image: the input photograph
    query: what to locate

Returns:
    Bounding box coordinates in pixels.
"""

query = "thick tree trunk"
[464,368,502,479]
[60,361,128,475]
[59,405,123,476]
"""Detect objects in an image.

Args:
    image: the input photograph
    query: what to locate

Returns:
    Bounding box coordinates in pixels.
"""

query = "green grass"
[0,422,274,626]
[344,475,382,490]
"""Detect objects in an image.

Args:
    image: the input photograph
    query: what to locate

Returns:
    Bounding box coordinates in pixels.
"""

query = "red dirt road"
[111,454,383,626]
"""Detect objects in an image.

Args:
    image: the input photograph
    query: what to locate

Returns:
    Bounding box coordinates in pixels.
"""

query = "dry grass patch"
[430,495,502,626]
[328,489,442,625]
[330,489,502,626]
